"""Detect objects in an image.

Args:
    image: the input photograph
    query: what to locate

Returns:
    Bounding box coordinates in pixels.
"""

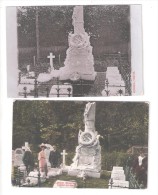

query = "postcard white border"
[0,1,158,195]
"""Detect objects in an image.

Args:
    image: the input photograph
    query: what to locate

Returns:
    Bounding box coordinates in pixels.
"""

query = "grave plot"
[12,101,148,188]
[14,5,131,97]
[108,166,129,189]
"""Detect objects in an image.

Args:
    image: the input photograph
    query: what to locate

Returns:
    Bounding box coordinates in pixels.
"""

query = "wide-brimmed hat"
[39,143,47,148]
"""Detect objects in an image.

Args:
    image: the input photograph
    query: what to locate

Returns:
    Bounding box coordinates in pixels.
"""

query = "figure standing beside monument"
[38,143,48,176]
[22,147,34,174]
[49,145,61,168]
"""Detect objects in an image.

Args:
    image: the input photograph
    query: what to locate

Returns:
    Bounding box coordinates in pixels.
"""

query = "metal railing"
[124,166,144,189]
[12,167,41,187]
[18,74,128,98]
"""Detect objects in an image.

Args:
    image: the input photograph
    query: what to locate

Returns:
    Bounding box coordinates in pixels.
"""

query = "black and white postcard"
[7,5,143,97]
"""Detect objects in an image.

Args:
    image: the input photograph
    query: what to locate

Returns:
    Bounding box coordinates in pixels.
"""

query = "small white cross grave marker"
[47,52,55,71]
[61,150,68,168]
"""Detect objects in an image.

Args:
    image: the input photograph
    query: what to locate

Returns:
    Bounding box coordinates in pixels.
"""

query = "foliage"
[102,151,131,170]
[17,5,130,48]
[13,101,149,153]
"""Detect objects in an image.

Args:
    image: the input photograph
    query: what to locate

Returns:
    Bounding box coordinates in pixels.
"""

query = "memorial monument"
[68,102,101,178]
[58,6,96,81]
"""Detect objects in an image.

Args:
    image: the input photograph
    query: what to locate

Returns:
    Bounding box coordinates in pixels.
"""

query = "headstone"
[111,172,126,181]
[22,142,29,151]
[18,164,27,183]
[61,150,68,168]
[28,72,35,78]
[112,166,123,171]
[53,180,77,188]
[19,76,35,84]
[68,102,101,178]
[47,52,55,71]
[111,166,126,181]
[14,148,24,166]
[56,6,96,81]
[102,67,125,96]
[109,166,129,189]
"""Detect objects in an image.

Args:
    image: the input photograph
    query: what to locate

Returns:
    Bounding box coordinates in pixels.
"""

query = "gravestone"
[113,166,123,170]
[47,52,55,71]
[22,142,29,151]
[111,166,126,181]
[102,67,125,96]
[56,6,96,81]
[109,166,129,189]
[111,172,126,181]
[53,180,77,188]
[61,150,68,168]
[14,148,24,167]
[18,164,27,184]
[68,102,101,178]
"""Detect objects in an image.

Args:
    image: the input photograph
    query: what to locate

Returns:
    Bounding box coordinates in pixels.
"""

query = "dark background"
[13,101,148,152]
[17,5,130,72]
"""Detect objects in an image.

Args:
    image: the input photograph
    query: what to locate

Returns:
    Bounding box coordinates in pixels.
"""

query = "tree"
[13,101,149,153]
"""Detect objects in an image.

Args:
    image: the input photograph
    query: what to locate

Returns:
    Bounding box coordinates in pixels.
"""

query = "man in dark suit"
[49,145,61,168]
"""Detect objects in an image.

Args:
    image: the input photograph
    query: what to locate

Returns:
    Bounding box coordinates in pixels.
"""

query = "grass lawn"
[42,170,111,188]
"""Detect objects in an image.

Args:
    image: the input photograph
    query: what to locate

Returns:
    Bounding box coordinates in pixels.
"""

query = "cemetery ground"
[15,5,131,97]
[12,150,136,188]
[12,101,148,188]
[12,169,110,188]
[43,171,110,188]
[11,151,119,188]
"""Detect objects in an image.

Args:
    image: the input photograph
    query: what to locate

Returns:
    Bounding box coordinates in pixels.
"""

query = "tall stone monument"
[58,6,96,81]
[68,102,101,178]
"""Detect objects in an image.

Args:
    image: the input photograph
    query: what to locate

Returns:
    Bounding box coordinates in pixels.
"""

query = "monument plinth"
[58,6,96,81]
[68,102,101,178]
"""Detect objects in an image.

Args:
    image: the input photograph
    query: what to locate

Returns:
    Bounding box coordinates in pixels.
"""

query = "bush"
[102,151,129,170]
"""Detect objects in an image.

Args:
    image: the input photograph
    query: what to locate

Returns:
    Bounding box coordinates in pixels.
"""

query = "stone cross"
[61,150,68,168]
[22,142,29,151]
[47,52,55,70]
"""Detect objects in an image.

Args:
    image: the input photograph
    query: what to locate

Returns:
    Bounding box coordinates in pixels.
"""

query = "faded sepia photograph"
[7,5,143,97]
[12,101,148,188]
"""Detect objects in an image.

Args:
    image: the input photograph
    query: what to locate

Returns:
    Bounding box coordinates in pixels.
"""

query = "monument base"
[61,166,71,173]
[58,71,97,81]
[47,168,62,177]
[68,168,101,178]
